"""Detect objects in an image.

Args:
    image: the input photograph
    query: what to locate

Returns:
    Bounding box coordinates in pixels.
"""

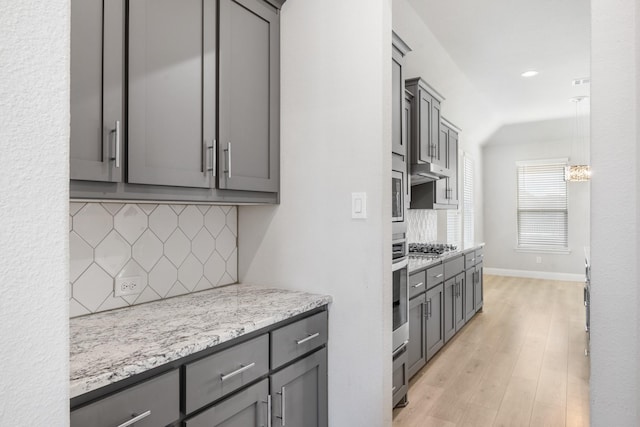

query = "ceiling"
[407,0,590,125]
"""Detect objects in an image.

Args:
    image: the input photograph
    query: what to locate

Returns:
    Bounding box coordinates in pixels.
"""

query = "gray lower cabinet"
[443,277,456,343]
[392,344,409,408]
[184,379,269,427]
[474,261,484,312]
[70,369,179,427]
[465,266,476,321]
[407,293,427,378]
[270,347,328,427]
[454,272,466,331]
[425,283,444,361]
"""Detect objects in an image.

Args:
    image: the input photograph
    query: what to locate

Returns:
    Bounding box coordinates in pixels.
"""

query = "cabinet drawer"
[184,379,269,427]
[444,256,464,278]
[475,248,484,264]
[426,264,444,289]
[409,270,426,299]
[70,369,179,427]
[185,334,269,414]
[271,311,328,370]
[465,252,476,268]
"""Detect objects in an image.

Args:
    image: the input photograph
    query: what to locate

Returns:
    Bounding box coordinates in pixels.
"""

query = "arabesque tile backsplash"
[406,209,437,243]
[69,203,237,318]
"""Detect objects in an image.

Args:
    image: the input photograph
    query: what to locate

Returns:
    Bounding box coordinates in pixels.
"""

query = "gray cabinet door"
[407,294,427,378]
[184,379,268,427]
[219,0,279,193]
[270,347,328,427]
[454,272,466,331]
[443,278,456,343]
[425,283,444,361]
[431,98,444,168]
[465,268,476,321]
[127,0,214,188]
[447,129,459,206]
[70,0,123,182]
[417,91,433,164]
[392,53,404,157]
[392,344,409,408]
[474,263,484,311]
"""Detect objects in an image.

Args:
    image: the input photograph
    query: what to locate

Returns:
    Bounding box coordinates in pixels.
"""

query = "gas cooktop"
[408,243,458,258]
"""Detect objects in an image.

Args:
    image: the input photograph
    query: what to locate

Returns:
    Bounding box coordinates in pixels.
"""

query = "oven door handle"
[392,257,409,271]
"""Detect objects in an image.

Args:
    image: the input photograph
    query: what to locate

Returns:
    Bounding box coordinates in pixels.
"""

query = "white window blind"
[463,155,474,247]
[516,160,568,250]
[447,210,461,247]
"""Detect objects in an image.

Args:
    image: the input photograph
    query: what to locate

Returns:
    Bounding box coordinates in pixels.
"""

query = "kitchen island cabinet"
[70,285,330,427]
[69,0,282,203]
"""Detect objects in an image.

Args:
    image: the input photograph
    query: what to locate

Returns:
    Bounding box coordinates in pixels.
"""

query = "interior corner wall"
[238,1,392,425]
[0,1,70,425]
[482,132,590,276]
[591,0,639,424]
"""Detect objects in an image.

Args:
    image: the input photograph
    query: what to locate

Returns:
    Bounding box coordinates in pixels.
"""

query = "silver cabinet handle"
[296,332,320,345]
[220,362,255,382]
[276,386,286,426]
[434,273,444,279]
[428,298,432,318]
[204,140,215,175]
[224,142,232,178]
[412,282,424,289]
[116,410,150,427]
[211,139,216,176]
[110,120,121,168]
[392,386,397,393]
[264,394,272,427]
[202,140,207,176]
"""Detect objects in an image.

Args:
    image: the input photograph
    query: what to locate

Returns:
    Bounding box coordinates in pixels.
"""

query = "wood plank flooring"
[393,275,590,427]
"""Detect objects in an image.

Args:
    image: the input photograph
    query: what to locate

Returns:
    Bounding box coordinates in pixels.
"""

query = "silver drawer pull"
[412,282,424,289]
[392,386,397,392]
[296,332,320,345]
[110,120,121,168]
[276,386,286,426]
[116,410,151,427]
[220,362,256,382]
[434,273,444,278]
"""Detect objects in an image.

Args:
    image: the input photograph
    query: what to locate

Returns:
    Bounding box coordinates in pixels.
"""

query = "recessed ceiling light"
[521,70,539,78]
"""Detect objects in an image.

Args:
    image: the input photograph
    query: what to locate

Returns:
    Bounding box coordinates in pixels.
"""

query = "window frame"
[515,158,571,254]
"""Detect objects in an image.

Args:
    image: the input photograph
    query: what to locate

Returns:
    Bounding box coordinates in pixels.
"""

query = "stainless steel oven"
[392,254,409,352]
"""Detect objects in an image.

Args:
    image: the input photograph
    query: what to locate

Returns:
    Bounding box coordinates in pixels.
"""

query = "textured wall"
[239,0,393,425]
[69,203,237,317]
[0,0,70,425]
[590,0,640,424]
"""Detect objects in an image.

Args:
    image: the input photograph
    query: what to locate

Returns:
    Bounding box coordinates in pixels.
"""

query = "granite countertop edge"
[70,284,332,399]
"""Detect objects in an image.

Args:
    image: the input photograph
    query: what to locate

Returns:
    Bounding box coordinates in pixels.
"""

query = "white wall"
[590,0,640,424]
[238,0,393,425]
[392,0,499,243]
[482,118,590,278]
[0,1,70,425]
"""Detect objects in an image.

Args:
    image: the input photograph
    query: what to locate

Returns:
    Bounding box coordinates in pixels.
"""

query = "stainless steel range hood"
[410,162,447,185]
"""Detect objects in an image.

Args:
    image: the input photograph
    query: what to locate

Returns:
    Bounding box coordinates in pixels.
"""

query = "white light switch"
[352,192,367,219]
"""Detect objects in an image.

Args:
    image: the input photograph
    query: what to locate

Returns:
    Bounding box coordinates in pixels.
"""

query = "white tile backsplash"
[406,209,438,243]
[69,203,237,317]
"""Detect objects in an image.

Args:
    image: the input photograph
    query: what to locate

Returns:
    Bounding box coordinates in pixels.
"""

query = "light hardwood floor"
[393,275,590,427]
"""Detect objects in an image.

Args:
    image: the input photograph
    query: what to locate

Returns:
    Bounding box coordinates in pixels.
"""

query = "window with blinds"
[516,159,568,250]
[447,210,461,247]
[463,155,474,247]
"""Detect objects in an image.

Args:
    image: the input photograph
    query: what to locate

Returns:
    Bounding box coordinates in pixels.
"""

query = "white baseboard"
[484,268,584,282]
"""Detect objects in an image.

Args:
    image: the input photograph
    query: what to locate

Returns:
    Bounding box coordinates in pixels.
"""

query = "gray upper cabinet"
[127,0,214,188]
[405,78,445,171]
[70,0,123,183]
[392,32,411,159]
[70,0,282,202]
[218,0,279,193]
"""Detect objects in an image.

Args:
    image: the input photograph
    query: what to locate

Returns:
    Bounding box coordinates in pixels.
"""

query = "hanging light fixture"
[565,95,591,182]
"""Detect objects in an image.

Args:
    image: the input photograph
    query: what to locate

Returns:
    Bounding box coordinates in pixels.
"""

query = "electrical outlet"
[114,276,143,297]
[536,256,542,264]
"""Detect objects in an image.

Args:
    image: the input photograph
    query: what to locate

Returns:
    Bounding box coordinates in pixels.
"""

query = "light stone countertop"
[70,284,332,399]
[408,243,485,274]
